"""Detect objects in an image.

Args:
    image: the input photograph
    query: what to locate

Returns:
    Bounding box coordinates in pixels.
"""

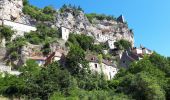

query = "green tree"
[67,34,94,50]
[0,75,25,99]
[6,37,27,62]
[149,52,170,76]
[66,45,86,75]
[20,59,40,78]
[43,6,56,15]
[115,39,132,50]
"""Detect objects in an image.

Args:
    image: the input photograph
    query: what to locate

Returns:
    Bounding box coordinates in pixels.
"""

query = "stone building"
[61,26,70,41]
[120,46,153,68]
[86,55,118,80]
[107,39,116,49]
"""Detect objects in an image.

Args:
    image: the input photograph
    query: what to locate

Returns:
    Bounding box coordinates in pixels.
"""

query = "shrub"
[86,13,116,23]
[114,39,132,50]
[0,26,14,41]
[23,5,54,21]
[43,6,56,15]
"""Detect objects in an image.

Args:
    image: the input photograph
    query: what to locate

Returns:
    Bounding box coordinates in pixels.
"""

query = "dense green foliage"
[60,4,84,13]
[0,59,132,100]
[86,13,116,23]
[115,39,132,50]
[66,34,94,50]
[23,0,55,21]
[25,24,59,45]
[1,24,60,66]
[0,26,14,42]
[1,49,170,100]
[66,33,109,54]
[6,37,27,63]
[111,52,170,100]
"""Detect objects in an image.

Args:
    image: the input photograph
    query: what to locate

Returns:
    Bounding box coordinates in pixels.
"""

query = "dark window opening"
[95,64,98,68]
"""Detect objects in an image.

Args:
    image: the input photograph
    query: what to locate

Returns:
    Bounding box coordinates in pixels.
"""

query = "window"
[95,64,98,68]
[109,72,112,79]
[123,61,126,63]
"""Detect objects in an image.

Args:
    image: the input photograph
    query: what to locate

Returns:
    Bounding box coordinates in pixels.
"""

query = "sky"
[29,0,170,56]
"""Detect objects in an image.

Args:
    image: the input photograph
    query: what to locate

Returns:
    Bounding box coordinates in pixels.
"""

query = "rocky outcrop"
[0,0,134,45]
[0,0,29,24]
[54,9,134,45]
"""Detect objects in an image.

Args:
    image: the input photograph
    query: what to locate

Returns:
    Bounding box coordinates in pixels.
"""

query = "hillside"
[0,0,170,100]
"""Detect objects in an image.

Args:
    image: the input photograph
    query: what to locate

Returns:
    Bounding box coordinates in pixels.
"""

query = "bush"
[6,37,27,61]
[25,24,59,45]
[86,13,116,23]
[23,5,54,21]
[0,26,14,41]
[114,39,132,50]
[67,34,94,51]
[43,6,56,15]
[60,4,84,13]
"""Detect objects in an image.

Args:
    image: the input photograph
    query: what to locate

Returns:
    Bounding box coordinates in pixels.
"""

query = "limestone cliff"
[0,0,30,24]
[0,0,135,68]
[0,0,134,46]
[54,8,134,45]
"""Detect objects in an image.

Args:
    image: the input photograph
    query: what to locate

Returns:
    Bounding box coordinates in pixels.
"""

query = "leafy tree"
[20,59,40,78]
[60,4,83,13]
[43,6,56,15]
[76,34,94,50]
[66,45,86,75]
[23,4,54,21]
[115,39,132,50]
[42,42,51,56]
[25,24,59,45]
[6,37,27,62]
[149,52,170,76]
[0,75,25,99]
[67,34,94,51]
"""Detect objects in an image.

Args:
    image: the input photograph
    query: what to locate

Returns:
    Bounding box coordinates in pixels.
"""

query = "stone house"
[86,55,118,80]
[120,46,153,68]
[28,47,67,66]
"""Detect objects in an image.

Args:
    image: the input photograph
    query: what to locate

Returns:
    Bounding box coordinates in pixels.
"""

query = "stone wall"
[89,62,118,80]
[3,20,36,33]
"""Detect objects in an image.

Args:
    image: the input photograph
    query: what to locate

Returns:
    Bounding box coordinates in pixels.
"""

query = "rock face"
[0,0,29,24]
[0,0,134,45]
[54,9,134,46]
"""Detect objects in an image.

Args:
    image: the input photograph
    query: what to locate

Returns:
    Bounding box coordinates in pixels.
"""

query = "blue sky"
[29,0,170,56]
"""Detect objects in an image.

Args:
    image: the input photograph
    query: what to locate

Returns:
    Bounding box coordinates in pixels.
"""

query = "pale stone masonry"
[61,26,70,41]
[86,54,118,80]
